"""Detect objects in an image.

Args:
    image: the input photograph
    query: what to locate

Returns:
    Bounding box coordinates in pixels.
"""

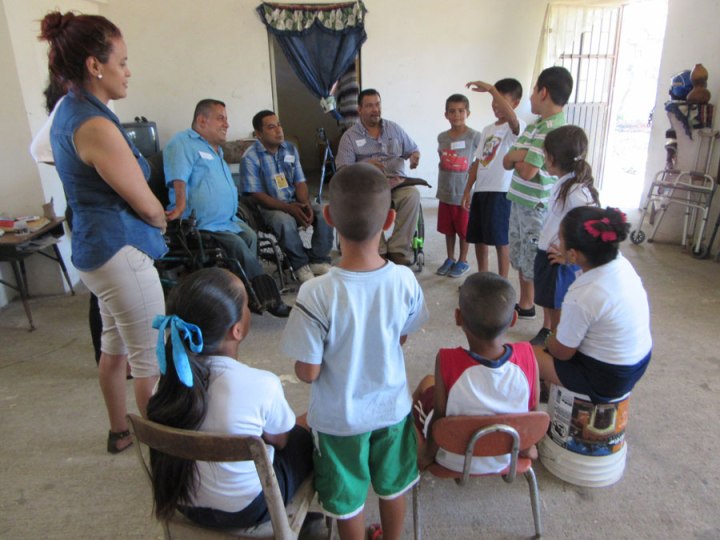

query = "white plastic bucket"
[539,384,631,487]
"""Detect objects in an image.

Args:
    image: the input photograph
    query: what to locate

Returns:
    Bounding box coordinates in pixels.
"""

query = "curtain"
[256,1,367,119]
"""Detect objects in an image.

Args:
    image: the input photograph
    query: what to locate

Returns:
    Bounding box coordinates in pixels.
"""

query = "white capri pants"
[78,245,164,378]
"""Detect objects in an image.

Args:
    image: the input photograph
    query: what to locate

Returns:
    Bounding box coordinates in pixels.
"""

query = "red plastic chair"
[412,412,550,539]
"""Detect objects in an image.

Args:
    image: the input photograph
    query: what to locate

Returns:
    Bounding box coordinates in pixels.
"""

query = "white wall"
[103,0,273,146]
[0,0,98,304]
[642,0,720,245]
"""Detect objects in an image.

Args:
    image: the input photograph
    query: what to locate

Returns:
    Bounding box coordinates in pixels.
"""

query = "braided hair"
[544,125,600,210]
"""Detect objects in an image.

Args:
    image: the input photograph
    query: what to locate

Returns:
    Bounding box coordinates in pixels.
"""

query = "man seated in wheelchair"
[412,272,540,473]
[240,110,333,284]
[163,99,290,317]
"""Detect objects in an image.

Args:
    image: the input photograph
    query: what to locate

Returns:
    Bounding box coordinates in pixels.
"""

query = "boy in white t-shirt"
[462,78,525,278]
[282,163,428,540]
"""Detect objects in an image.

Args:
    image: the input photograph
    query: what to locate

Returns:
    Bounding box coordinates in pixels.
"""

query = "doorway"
[270,37,344,188]
[536,0,667,209]
[601,0,668,209]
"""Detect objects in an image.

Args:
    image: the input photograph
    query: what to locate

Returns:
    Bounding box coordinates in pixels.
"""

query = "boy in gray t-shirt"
[435,94,482,279]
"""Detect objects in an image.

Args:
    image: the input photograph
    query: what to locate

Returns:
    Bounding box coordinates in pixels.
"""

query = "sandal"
[367,523,383,540]
[107,429,133,454]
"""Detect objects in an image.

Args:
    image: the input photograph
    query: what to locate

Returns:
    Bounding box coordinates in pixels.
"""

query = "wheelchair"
[236,196,298,293]
[147,152,286,315]
[392,178,430,273]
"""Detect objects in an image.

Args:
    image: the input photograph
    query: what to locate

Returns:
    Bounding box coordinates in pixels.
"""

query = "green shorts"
[312,415,419,518]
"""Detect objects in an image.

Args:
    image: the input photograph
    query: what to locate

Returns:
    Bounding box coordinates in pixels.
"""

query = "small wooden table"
[0,217,75,330]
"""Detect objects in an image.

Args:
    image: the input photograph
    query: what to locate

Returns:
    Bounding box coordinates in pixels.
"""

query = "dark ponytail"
[147,268,247,520]
[544,125,600,209]
[561,206,630,267]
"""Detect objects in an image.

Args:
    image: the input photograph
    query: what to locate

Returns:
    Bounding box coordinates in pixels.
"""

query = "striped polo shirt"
[506,111,566,208]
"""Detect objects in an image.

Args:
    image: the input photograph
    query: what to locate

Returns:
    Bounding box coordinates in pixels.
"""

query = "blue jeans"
[207,222,264,279]
[259,203,332,270]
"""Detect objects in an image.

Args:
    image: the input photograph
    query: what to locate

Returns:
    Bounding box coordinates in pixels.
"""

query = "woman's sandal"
[107,430,133,454]
[367,523,383,540]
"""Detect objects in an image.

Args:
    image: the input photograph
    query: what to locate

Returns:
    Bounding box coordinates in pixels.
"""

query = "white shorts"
[78,245,164,378]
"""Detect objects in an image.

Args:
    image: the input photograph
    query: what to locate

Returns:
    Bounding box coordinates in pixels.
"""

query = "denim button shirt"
[50,89,167,271]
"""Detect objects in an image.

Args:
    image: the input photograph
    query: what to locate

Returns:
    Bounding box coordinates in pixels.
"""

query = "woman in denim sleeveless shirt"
[40,12,168,453]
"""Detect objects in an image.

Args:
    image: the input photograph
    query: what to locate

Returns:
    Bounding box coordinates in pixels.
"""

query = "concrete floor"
[2,200,720,539]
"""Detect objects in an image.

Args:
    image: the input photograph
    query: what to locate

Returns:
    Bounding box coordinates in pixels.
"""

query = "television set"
[122,117,160,158]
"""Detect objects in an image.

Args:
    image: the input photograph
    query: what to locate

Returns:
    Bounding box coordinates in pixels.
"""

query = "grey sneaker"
[295,265,315,283]
[309,262,332,275]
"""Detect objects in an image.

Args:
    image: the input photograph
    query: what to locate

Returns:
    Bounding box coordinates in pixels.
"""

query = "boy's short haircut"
[445,93,470,111]
[494,78,523,101]
[459,272,517,340]
[358,88,381,107]
[536,66,574,106]
[329,163,391,242]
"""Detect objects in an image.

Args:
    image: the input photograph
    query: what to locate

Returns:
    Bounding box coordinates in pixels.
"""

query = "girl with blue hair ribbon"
[147,268,313,528]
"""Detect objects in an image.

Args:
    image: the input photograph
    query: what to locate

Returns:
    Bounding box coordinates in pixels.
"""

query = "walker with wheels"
[631,108,718,258]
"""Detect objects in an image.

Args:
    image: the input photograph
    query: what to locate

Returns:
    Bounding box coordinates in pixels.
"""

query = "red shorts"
[437,201,469,239]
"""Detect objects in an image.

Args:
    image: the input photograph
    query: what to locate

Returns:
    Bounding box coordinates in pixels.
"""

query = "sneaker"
[295,265,315,283]
[267,301,292,318]
[448,261,471,278]
[530,327,552,346]
[309,262,332,275]
[515,304,536,320]
[436,258,456,276]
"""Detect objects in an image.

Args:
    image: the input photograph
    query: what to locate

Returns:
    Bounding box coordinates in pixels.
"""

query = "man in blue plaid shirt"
[240,110,333,284]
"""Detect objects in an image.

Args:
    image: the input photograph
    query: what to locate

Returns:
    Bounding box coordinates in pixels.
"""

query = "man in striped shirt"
[241,110,333,284]
[503,67,573,322]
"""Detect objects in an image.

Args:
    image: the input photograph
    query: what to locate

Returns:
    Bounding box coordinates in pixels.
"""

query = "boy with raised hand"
[282,163,429,540]
[502,66,573,327]
[412,272,539,473]
[462,79,525,279]
[434,94,482,278]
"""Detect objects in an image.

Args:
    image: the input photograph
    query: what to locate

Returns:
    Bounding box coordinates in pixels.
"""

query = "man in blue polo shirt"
[335,88,421,266]
[240,110,333,284]
[164,99,290,317]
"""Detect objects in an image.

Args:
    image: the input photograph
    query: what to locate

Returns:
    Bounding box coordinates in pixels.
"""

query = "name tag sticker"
[198,151,214,160]
[450,141,466,150]
[274,173,289,189]
[356,138,367,147]
[284,154,295,164]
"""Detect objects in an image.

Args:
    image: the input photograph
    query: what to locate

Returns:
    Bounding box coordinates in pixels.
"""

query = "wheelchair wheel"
[630,230,646,245]
[414,250,425,273]
[412,208,425,273]
[692,243,709,259]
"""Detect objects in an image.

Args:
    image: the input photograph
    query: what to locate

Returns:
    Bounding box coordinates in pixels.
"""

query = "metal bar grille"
[550,5,623,188]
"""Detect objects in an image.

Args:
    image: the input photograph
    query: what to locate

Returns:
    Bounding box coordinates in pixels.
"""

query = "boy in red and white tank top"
[412,272,540,474]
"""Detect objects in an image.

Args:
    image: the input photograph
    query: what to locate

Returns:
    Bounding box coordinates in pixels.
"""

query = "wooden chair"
[412,412,550,540]
[127,414,315,540]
